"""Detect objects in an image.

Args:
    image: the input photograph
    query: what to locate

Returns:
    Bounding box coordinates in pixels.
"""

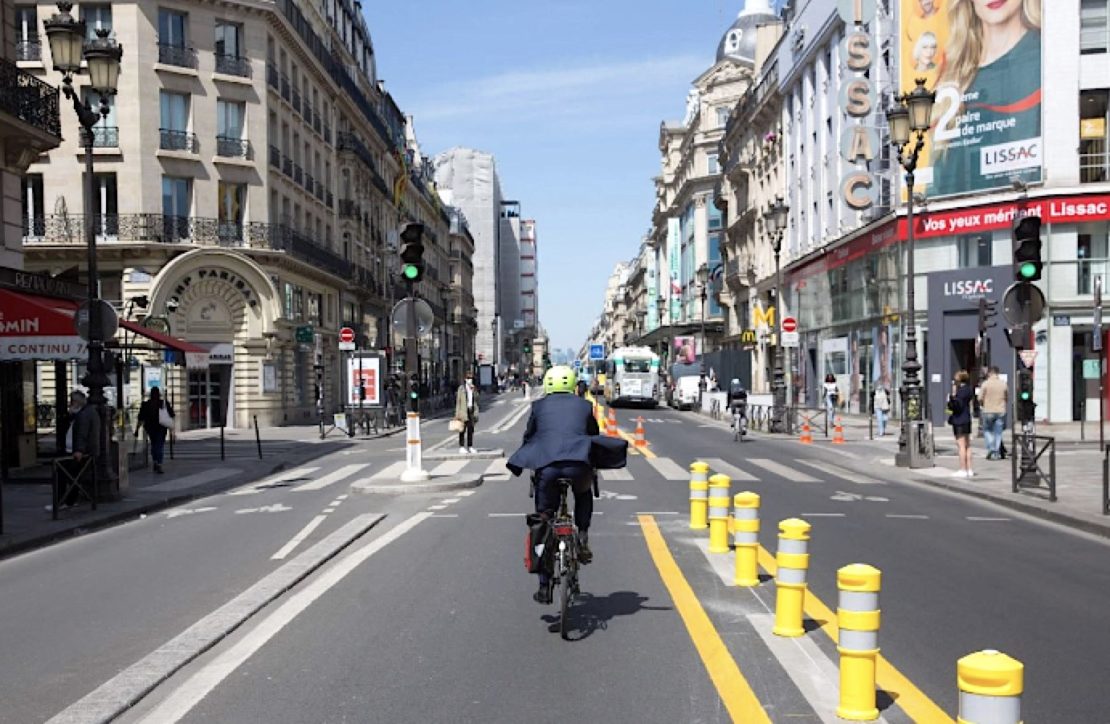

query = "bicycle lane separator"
[638,515,772,723]
[755,546,955,724]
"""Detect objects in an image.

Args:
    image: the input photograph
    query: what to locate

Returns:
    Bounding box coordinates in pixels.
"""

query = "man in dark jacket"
[508,365,626,603]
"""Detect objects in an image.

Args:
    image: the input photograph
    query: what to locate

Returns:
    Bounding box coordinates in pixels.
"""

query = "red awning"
[0,289,208,366]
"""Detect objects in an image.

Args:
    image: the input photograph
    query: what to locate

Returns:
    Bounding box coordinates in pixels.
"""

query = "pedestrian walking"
[873,385,891,437]
[948,370,975,478]
[52,391,100,509]
[455,372,479,454]
[978,366,1008,460]
[522,377,530,399]
[823,373,840,421]
[137,386,175,474]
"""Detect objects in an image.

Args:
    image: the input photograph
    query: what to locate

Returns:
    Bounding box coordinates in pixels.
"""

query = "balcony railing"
[159,128,198,152]
[269,144,281,167]
[282,157,292,177]
[91,125,118,148]
[16,38,42,62]
[215,53,251,77]
[266,62,279,89]
[0,57,61,139]
[216,135,252,158]
[158,43,198,69]
[21,214,242,246]
[322,122,331,145]
[326,191,334,208]
[247,222,349,278]
[304,172,314,193]
[291,88,301,114]
[293,163,303,185]
[315,180,325,202]
[1081,151,1110,183]
[280,72,290,101]
[339,199,359,218]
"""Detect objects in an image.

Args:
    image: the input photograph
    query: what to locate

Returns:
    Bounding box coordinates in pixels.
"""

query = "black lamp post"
[44,1,122,480]
[656,294,668,368]
[764,197,789,433]
[885,78,936,467]
[636,310,646,344]
[697,263,709,375]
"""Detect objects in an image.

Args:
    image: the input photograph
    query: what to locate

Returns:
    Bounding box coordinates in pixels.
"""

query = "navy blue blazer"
[506,394,627,476]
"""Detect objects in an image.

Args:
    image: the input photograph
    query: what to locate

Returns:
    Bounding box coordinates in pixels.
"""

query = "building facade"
[16,0,456,430]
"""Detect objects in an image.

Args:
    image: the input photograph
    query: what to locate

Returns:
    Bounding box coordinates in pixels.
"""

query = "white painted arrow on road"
[830,491,889,503]
[599,490,637,501]
[165,507,218,519]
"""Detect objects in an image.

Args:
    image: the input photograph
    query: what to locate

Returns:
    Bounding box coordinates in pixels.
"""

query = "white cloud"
[408,54,705,123]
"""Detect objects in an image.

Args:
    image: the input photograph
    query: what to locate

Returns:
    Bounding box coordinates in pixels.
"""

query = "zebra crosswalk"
[225,453,885,496]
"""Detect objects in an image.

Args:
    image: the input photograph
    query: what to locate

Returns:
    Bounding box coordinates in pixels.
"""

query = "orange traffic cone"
[832,416,845,445]
[607,407,620,437]
[799,422,813,445]
[634,416,647,448]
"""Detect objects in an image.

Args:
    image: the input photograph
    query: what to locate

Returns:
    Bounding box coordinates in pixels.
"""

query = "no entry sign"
[782,317,798,333]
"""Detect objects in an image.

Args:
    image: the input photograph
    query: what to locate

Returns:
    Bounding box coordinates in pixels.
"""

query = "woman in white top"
[823,374,839,421]
[873,386,891,437]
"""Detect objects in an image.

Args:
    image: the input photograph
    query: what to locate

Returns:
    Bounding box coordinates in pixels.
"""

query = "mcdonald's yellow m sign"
[753,305,776,330]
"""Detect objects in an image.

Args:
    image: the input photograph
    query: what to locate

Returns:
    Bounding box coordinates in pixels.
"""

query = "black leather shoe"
[578,532,593,565]
[533,581,553,604]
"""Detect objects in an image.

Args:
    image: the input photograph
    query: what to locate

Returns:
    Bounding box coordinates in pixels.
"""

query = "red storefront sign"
[0,289,86,361]
[787,193,1110,284]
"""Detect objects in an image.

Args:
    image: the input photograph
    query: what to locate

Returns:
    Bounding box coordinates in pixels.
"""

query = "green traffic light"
[1019,262,1038,279]
[1020,391,1031,401]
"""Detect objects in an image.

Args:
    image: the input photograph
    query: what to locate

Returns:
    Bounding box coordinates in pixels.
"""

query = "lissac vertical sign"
[838,0,878,211]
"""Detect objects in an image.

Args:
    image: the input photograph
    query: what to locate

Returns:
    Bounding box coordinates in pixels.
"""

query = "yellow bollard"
[957,650,1023,724]
[772,518,811,637]
[732,492,760,586]
[689,461,709,529]
[836,564,882,721]
[707,474,732,553]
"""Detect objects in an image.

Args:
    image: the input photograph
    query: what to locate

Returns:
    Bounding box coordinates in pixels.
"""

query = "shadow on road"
[543,590,672,641]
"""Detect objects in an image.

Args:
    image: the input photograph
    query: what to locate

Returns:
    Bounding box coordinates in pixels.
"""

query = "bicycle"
[731,404,748,442]
[550,477,581,640]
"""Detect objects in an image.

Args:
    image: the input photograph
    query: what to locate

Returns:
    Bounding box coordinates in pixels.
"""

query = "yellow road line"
[615,428,657,458]
[755,547,955,724]
[639,515,772,724]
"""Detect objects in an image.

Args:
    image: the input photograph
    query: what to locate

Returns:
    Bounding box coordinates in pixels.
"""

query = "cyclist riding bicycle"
[728,379,748,428]
[507,365,626,603]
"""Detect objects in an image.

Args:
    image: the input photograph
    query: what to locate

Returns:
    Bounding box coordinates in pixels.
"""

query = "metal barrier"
[710,398,722,420]
[792,407,829,438]
[52,456,96,519]
[1010,430,1056,502]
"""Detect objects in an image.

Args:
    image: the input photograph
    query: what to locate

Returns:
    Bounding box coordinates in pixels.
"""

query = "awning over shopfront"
[0,289,208,367]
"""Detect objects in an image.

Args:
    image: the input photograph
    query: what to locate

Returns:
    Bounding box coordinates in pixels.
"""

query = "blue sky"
[364,1,769,354]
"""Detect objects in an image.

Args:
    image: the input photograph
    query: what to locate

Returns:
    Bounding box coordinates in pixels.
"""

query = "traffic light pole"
[401,278,428,482]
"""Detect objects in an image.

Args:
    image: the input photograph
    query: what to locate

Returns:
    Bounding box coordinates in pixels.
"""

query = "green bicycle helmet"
[543,365,577,394]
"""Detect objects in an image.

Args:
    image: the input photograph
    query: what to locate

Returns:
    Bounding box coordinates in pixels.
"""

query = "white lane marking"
[368,461,406,480]
[798,460,884,485]
[145,467,240,493]
[967,516,1011,522]
[336,494,348,501]
[270,515,327,560]
[456,490,476,497]
[227,467,321,496]
[430,459,468,476]
[703,458,759,482]
[440,498,460,504]
[748,458,820,483]
[645,456,689,481]
[234,504,293,515]
[428,504,448,511]
[801,513,847,518]
[635,511,679,515]
[164,507,218,519]
[322,508,335,514]
[292,464,370,492]
[136,512,431,724]
[484,459,508,475]
[886,514,930,519]
[830,491,889,503]
[488,513,521,518]
[598,490,637,501]
[600,468,633,481]
[430,514,459,518]
[491,402,533,433]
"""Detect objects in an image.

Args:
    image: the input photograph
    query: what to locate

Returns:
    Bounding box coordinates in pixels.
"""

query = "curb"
[0,446,339,561]
[910,474,1110,540]
[349,473,483,496]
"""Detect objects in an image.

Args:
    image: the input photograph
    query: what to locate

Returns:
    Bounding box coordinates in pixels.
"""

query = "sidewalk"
[0,425,355,558]
[700,405,1110,538]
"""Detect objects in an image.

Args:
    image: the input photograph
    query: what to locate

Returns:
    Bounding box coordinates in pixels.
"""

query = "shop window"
[957,234,992,268]
[1078,231,1109,295]
[1082,0,1109,54]
[21,174,44,237]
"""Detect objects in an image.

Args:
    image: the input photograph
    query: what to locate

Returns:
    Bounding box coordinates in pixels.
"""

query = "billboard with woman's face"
[900,0,1042,198]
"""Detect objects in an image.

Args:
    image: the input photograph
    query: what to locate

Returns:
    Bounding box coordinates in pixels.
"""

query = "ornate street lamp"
[696,263,710,376]
[44,1,123,483]
[885,77,936,468]
[655,294,668,369]
[764,197,789,433]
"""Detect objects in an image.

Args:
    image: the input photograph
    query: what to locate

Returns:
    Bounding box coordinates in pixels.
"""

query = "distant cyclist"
[507,365,625,603]
[728,379,748,431]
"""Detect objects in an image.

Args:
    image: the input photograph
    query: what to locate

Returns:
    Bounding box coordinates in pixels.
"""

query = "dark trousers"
[458,417,474,448]
[148,426,168,465]
[534,462,594,533]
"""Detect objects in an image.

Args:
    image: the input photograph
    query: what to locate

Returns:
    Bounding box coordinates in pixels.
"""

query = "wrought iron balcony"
[247,222,349,278]
[215,53,251,78]
[339,199,359,219]
[322,122,331,145]
[0,57,61,139]
[158,43,198,69]
[282,156,292,177]
[269,144,281,167]
[22,213,241,246]
[160,128,198,152]
[304,172,314,193]
[91,125,118,148]
[216,135,252,159]
[293,163,303,185]
[314,180,325,201]
[266,62,279,89]
[291,88,301,114]
[16,38,42,62]
[280,72,290,101]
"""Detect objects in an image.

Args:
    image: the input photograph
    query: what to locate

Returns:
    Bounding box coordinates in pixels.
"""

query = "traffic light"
[399,223,425,283]
[978,297,997,336]
[523,342,532,356]
[1012,216,1043,282]
[408,373,420,412]
[1017,368,1035,423]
